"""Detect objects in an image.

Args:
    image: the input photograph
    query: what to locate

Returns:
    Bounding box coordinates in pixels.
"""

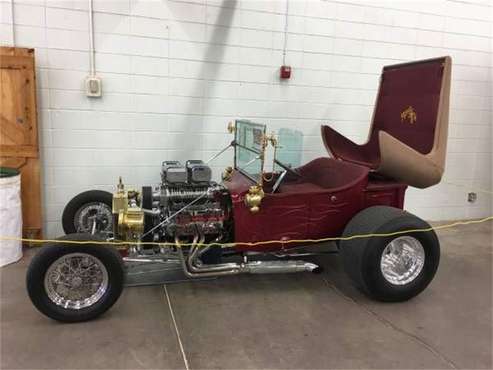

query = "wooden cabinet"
[0,47,42,239]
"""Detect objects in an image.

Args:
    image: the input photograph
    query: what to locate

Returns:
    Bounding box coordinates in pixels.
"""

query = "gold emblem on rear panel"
[401,106,417,124]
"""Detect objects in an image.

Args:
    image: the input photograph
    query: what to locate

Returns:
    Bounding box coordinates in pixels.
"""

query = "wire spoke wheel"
[62,190,113,235]
[27,235,124,322]
[74,202,113,234]
[44,253,109,310]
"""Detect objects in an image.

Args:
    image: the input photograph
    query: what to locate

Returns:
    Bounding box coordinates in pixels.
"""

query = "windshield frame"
[233,120,266,183]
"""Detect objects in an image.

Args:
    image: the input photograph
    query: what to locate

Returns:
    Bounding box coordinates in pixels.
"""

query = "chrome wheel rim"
[44,253,109,310]
[74,202,112,233]
[380,236,425,285]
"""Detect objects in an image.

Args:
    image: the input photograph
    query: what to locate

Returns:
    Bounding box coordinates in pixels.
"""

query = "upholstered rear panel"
[369,58,445,155]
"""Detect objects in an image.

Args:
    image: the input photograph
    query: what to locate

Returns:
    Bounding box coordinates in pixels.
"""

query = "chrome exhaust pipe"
[176,234,321,278]
[177,244,240,278]
[176,236,241,278]
[244,260,320,274]
[186,236,239,273]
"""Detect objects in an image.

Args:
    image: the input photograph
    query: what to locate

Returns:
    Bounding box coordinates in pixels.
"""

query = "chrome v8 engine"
[112,160,231,244]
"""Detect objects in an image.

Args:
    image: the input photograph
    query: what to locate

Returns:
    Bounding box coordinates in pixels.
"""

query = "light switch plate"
[85,76,102,97]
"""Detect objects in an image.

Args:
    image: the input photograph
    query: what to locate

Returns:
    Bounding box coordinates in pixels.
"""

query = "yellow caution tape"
[0,216,491,249]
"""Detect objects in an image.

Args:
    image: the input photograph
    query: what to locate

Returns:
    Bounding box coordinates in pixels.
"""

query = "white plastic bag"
[0,173,22,267]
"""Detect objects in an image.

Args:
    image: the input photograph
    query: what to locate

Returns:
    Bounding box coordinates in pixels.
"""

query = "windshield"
[235,120,266,182]
[274,127,303,171]
[233,120,304,182]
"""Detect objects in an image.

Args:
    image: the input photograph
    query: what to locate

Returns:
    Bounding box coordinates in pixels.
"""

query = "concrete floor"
[1,222,491,369]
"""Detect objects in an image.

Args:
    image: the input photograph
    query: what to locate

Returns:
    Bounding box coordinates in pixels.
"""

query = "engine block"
[113,160,231,242]
[154,182,229,238]
[113,160,231,244]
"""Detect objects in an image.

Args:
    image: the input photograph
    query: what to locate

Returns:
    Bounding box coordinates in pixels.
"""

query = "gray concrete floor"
[1,222,491,369]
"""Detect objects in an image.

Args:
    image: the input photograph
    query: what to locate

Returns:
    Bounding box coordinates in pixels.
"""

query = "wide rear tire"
[340,206,440,302]
[26,234,124,322]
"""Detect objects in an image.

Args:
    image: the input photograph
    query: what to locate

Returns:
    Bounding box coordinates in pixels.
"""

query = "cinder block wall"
[0,0,491,237]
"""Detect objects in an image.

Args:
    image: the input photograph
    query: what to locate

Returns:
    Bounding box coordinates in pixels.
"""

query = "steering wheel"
[271,170,287,193]
[274,159,301,178]
[271,161,302,193]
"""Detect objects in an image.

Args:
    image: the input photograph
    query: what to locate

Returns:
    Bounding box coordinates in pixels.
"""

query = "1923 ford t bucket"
[27,57,452,322]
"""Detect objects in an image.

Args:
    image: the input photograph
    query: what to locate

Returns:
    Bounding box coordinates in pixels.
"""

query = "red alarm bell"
[280,65,291,79]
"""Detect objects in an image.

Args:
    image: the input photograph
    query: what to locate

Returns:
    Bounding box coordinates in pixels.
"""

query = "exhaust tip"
[303,262,322,274]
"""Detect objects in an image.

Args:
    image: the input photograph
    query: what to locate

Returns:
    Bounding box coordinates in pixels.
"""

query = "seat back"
[367,57,451,156]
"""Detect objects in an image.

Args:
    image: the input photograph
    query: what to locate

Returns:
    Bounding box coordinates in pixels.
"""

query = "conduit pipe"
[9,0,15,46]
[88,0,96,76]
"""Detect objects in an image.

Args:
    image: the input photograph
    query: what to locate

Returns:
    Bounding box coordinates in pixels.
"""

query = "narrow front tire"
[62,190,113,235]
[26,234,124,322]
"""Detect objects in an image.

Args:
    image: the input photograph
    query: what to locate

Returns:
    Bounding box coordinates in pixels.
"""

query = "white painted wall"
[0,0,491,237]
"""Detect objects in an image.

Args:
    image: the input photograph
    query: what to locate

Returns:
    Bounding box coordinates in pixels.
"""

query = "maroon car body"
[226,56,450,252]
[226,158,406,252]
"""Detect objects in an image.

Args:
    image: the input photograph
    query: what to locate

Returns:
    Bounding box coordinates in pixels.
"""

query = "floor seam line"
[323,277,458,369]
[164,284,190,370]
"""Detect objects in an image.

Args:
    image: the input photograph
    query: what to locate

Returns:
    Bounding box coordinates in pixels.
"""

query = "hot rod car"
[27,57,451,322]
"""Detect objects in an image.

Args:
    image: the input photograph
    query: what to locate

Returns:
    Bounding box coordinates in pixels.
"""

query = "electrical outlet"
[467,192,477,203]
[85,76,102,97]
